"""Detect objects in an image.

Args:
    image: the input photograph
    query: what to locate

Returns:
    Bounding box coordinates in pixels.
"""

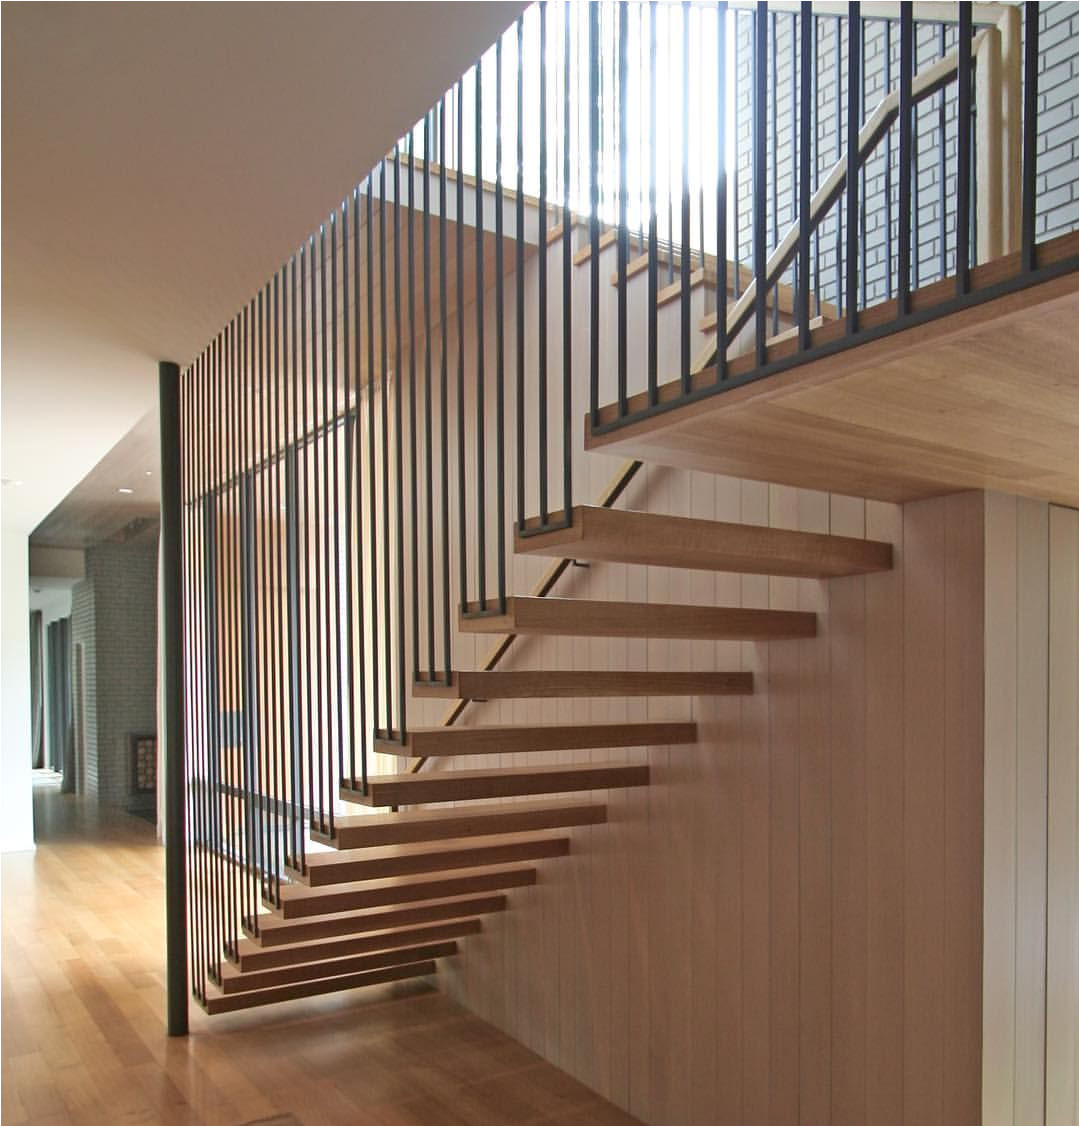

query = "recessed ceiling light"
[145,470,153,477]
[116,487,135,495]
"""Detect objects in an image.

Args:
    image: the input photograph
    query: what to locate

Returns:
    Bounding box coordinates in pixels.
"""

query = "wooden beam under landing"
[587,235,1078,507]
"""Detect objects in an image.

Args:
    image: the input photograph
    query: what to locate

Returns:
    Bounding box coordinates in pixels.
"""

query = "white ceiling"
[1,1,525,533]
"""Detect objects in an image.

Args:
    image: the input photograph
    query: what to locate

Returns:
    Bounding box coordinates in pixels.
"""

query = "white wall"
[1,526,35,851]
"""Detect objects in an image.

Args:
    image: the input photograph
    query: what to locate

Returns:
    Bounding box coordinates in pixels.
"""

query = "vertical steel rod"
[160,359,188,1036]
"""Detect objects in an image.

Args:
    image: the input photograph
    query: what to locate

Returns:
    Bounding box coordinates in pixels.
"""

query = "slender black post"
[159,359,188,1037]
[845,3,861,335]
[955,3,972,293]
[797,2,812,350]
[897,3,913,317]
[753,2,767,366]
[1020,1,1039,273]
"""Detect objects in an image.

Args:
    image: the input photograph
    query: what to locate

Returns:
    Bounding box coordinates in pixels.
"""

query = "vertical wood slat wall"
[436,398,988,1127]
[984,494,1080,1127]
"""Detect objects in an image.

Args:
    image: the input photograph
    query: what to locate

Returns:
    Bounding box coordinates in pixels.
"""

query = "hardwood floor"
[0,782,636,1126]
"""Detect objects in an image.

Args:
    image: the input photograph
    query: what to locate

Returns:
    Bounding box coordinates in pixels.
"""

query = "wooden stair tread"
[460,596,816,640]
[293,831,572,886]
[412,669,753,699]
[273,864,541,919]
[376,720,696,757]
[244,894,507,947]
[312,799,607,849]
[232,919,483,972]
[218,940,459,994]
[341,762,651,806]
[199,961,437,1014]
[516,506,892,577]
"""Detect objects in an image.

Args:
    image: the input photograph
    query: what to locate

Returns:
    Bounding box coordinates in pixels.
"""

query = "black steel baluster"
[589,2,602,421]
[287,256,306,850]
[191,353,206,991]
[912,19,921,289]
[439,102,452,673]
[423,115,436,678]
[884,20,893,300]
[263,282,276,896]
[716,1,728,379]
[456,83,468,611]
[845,3,861,335]
[812,13,820,315]
[245,297,262,908]
[231,312,247,949]
[938,24,947,279]
[898,3,913,318]
[790,12,798,331]
[753,1,767,366]
[328,213,341,832]
[698,8,705,273]
[798,2,812,350]
[213,328,228,957]
[517,17,528,530]
[860,25,867,313]
[770,12,779,339]
[617,0,629,415]
[680,0,691,388]
[1020,1,1039,273]
[407,133,420,678]
[834,16,843,315]
[235,309,249,946]
[310,231,326,829]
[366,184,380,738]
[351,189,368,795]
[379,162,393,734]
[561,0,572,526]
[955,3,972,293]
[271,268,285,896]
[393,146,407,740]
[300,241,316,833]
[259,285,274,899]
[647,0,658,402]
[474,65,487,607]
[537,7,549,525]
[496,35,507,612]
[342,199,356,791]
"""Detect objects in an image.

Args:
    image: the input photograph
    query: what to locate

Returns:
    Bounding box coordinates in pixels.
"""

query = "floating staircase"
[216,504,894,1011]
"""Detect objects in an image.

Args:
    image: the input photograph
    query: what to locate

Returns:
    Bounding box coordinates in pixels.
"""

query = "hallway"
[0,784,635,1125]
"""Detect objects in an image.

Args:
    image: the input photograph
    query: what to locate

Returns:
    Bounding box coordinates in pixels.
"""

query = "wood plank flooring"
[0,782,636,1126]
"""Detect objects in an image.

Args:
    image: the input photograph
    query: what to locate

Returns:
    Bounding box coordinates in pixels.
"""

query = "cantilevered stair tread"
[376,720,696,757]
[232,918,483,972]
[516,506,892,577]
[312,799,607,850]
[341,762,651,806]
[273,865,541,919]
[243,894,507,947]
[199,961,437,1015]
[460,596,816,640]
[412,669,753,699]
[292,831,572,887]
[218,940,459,994]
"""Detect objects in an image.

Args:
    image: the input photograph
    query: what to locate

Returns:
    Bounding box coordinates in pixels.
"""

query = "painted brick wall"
[1038,1,1080,239]
[70,541,158,810]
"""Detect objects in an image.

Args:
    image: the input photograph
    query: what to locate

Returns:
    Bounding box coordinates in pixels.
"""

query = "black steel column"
[159,358,188,1037]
